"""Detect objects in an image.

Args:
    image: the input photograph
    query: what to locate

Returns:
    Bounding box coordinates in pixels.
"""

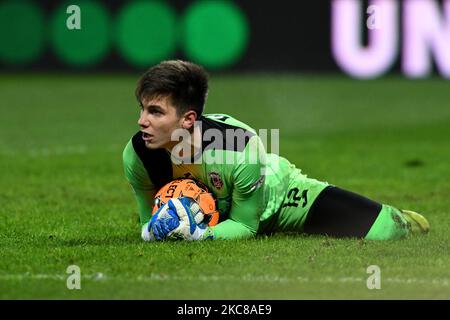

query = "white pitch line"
[0,273,449,287]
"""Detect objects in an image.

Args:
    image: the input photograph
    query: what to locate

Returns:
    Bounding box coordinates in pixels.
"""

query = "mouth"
[141,132,154,141]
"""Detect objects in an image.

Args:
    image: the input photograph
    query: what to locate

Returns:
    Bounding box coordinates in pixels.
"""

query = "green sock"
[365,204,409,240]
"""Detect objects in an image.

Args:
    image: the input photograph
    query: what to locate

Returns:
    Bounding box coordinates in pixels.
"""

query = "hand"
[168,197,215,241]
[142,201,180,241]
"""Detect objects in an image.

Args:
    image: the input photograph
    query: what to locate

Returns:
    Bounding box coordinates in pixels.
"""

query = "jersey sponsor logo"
[209,172,224,190]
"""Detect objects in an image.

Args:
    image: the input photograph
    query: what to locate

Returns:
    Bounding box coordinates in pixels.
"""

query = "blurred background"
[1,0,449,175]
[1,0,449,77]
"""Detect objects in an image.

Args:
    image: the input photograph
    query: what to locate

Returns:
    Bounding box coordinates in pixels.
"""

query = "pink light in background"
[403,0,450,78]
[331,0,398,79]
[331,0,450,79]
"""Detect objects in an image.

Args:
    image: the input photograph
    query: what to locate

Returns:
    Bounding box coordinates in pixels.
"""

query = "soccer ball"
[152,178,219,226]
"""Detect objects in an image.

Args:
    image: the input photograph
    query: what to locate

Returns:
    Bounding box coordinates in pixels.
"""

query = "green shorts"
[258,164,411,240]
[259,168,329,234]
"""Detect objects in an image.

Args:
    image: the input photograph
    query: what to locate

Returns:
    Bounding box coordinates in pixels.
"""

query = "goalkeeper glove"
[141,201,180,241]
[168,197,215,241]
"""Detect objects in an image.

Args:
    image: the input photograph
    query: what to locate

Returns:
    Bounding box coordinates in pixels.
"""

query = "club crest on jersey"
[209,172,223,190]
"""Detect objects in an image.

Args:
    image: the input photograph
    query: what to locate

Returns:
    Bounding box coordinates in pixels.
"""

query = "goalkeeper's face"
[138,95,194,150]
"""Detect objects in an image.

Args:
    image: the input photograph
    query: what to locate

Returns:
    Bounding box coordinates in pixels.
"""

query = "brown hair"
[135,60,209,117]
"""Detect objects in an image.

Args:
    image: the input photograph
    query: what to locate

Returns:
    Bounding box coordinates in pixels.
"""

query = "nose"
[138,111,149,127]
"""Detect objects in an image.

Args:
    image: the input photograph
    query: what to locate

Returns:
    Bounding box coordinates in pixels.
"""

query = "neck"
[165,122,202,161]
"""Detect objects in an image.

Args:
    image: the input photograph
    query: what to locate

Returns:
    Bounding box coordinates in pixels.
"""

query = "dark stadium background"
[2,0,448,76]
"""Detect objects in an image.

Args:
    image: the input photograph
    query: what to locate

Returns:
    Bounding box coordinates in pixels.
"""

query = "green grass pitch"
[0,74,449,299]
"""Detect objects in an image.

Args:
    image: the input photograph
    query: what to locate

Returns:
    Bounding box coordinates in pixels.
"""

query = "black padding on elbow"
[303,186,382,238]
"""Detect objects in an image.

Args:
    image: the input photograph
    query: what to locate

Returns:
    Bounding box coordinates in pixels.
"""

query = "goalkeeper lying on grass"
[122,60,430,241]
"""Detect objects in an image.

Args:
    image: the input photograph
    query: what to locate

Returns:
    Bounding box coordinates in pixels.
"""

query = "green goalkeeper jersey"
[122,114,295,239]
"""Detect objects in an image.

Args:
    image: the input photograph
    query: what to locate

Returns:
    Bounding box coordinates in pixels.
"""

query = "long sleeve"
[211,137,266,239]
[122,140,156,226]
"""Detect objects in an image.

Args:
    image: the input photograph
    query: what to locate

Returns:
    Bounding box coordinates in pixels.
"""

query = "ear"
[181,110,198,130]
